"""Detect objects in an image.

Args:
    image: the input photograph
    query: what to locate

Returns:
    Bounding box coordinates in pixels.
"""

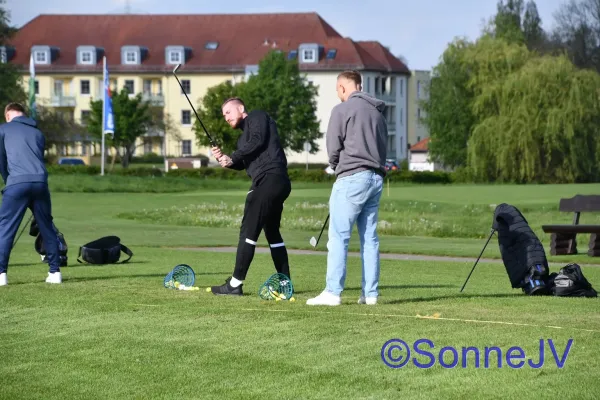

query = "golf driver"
[172,64,217,147]
[310,214,329,248]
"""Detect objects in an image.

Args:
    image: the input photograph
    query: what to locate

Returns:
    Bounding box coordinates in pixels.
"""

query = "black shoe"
[210,277,243,296]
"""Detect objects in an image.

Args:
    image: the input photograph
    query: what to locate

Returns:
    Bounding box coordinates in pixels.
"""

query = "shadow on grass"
[64,271,229,283]
[384,293,521,304]
[292,284,454,295]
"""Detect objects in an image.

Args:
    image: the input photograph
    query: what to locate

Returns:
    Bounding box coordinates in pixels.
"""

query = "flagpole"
[101,56,106,176]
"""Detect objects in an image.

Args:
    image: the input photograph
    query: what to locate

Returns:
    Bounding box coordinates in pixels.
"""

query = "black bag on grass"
[492,203,551,295]
[551,263,597,298]
[77,236,133,265]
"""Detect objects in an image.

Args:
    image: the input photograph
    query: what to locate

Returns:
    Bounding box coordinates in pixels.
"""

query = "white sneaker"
[306,290,341,306]
[358,296,377,305]
[46,272,62,284]
[0,273,7,286]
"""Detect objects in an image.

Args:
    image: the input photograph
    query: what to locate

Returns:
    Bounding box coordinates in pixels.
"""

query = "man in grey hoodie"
[0,103,62,286]
[307,70,387,306]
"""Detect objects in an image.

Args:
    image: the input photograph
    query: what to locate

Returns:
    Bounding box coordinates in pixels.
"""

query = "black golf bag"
[492,203,550,295]
[29,217,68,267]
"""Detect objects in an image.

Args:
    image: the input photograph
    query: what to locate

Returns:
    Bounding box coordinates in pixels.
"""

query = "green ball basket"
[258,273,293,300]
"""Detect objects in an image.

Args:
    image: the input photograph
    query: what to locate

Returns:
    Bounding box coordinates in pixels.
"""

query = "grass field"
[1,177,599,399]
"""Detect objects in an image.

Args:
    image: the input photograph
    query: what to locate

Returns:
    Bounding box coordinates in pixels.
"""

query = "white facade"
[285,71,410,165]
[409,151,445,172]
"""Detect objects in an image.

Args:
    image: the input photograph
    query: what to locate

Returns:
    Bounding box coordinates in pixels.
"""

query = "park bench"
[541,195,600,256]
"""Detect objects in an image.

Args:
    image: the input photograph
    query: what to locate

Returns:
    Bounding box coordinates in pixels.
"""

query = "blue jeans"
[325,170,383,297]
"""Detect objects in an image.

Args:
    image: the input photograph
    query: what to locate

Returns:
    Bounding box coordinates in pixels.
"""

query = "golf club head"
[309,237,317,247]
[172,64,181,74]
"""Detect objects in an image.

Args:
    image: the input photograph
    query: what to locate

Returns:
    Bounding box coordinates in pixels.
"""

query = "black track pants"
[232,173,292,281]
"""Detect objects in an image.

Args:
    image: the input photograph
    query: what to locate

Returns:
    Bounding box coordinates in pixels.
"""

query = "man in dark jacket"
[209,97,292,295]
[0,103,62,286]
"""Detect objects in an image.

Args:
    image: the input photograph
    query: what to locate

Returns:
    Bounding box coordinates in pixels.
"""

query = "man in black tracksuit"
[210,97,291,295]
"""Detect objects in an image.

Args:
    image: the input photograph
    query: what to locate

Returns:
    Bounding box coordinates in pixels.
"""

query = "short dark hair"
[337,70,362,86]
[4,102,26,115]
[222,97,246,108]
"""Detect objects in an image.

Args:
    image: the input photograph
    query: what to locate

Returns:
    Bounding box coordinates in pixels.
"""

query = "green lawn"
[1,179,600,399]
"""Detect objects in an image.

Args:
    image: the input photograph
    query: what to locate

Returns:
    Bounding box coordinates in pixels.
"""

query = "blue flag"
[103,59,114,136]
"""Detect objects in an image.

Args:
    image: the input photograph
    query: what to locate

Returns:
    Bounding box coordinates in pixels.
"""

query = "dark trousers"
[0,182,60,273]
[233,173,292,281]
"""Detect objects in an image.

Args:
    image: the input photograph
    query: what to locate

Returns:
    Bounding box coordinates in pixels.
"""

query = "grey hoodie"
[0,116,48,189]
[326,91,388,179]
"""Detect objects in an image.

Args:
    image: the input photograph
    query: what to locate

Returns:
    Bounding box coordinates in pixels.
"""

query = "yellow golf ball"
[290,297,296,302]
[205,287,211,292]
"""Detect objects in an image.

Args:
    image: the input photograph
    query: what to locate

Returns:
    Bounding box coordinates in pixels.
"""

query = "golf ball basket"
[259,273,294,300]
[164,264,195,289]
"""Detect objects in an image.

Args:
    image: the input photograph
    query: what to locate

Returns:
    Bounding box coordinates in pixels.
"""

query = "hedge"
[46,164,456,184]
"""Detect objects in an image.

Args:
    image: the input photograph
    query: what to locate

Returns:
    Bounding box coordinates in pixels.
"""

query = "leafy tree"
[194,80,244,154]
[35,106,85,152]
[0,0,25,119]
[420,38,475,169]
[522,0,546,51]
[493,0,526,44]
[195,50,322,154]
[87,88,155,168]
[467,54,600,183]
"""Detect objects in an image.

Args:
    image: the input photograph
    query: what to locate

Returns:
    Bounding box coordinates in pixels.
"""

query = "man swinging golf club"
[209,97,292,295]
[0,103,62,286]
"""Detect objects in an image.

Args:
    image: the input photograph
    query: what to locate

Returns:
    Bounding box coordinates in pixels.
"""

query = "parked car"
[384,159,399,171]
[58,157,85,165]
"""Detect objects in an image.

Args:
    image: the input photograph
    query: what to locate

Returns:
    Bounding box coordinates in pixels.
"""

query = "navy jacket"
[229,110,288,182]
[0,116,48,189]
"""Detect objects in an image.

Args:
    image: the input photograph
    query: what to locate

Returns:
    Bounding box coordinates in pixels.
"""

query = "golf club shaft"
[460,228,495,292]
[172,65,216,147]
[13,212,33,249]
[315,214,329,246]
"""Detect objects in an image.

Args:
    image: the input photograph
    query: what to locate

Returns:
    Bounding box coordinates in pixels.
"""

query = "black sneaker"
[210,277,243,296]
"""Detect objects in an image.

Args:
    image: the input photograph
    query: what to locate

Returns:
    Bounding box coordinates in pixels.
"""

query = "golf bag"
[492,203,550,295]
[77,236,133,265]
[551,263,597,298]
[29,217,68,267]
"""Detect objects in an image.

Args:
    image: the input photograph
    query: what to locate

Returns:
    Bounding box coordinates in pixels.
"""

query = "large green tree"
[420,38,475,169]
[0,0,25,119]
[87,88,155,168]
[467,54,600,183]
[195,50,322,154]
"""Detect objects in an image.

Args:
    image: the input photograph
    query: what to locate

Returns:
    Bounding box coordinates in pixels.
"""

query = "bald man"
[307,70,388,306]
[210,97,292,296]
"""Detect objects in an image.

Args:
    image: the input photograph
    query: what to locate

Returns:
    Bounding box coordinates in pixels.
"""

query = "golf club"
[460,228,496,292]
[310,214,329,248]
[172,64,217,147]
[12,212,33,250]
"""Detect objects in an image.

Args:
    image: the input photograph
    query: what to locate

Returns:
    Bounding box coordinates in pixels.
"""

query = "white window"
[80,51,93,64]
[182,140,191,155]
[125,51,137,64]
[34,51,47,64]
[169,51,180,64]
[301,49,315,62]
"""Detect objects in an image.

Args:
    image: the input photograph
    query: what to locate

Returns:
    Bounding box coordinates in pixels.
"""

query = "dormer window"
[121,46,145,65]
[169,51,181,63]
[165,46,188,65]
[301,49,315,62]
[77,46,98,65]
[298,43,320,64]
[34,50,47,64]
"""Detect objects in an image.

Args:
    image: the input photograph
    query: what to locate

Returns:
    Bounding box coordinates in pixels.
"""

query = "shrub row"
[46,164,456,184]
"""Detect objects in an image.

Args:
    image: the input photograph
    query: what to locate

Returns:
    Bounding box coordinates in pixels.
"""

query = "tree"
[195,79,245,154]
[0,0,25,119]
[467,54,600,183]
[420,38,476,169]
[195,50,322,154]
[35,106,85,153]
[493,0,526,44]
[551,0,600,73]
[87,88,155,168]
[522,0,546,51]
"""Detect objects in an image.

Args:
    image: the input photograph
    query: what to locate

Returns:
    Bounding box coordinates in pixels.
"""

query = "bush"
[46,164,456,184]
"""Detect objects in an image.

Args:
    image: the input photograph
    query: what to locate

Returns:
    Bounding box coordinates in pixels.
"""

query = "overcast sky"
[7,0,565,70]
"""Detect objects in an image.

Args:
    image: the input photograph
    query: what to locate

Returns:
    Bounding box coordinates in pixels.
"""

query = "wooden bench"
[542,195,600,256]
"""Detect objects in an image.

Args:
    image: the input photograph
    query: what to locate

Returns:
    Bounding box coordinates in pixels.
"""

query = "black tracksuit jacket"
[229,110,289,182]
